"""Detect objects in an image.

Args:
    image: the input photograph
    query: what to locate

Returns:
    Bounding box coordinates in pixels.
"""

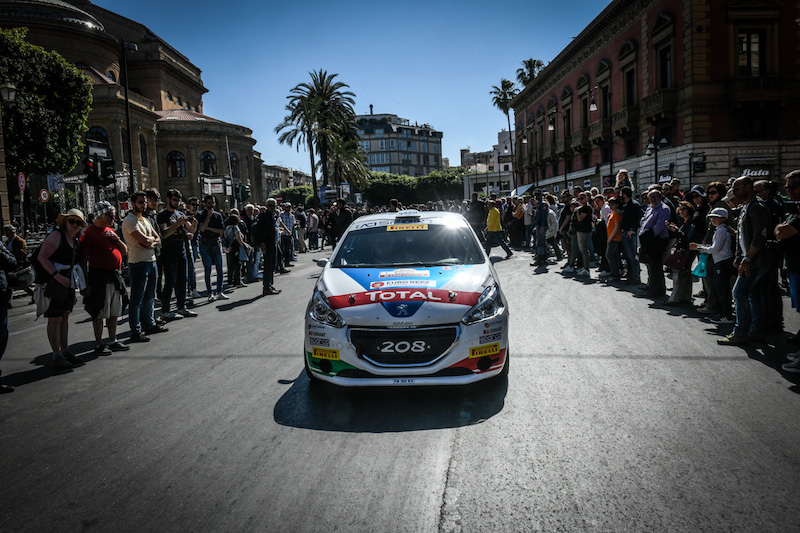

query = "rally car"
[304,209,509,386]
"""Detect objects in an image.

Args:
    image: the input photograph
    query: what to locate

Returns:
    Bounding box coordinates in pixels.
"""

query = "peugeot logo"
[396,304,409,316]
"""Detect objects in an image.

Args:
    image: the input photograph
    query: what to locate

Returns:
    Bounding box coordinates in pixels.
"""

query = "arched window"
[167,151,186,180]
[107,71,117,82]
[200,151,217,175]
[139,134,149,168]
[86,126,113,159]
[229,153,240,180]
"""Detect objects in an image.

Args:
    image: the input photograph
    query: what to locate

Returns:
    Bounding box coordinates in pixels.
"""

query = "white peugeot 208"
[304,209,509,387]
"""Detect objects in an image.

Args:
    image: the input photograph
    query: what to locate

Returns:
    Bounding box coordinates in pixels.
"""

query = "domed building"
[0,0,262,217]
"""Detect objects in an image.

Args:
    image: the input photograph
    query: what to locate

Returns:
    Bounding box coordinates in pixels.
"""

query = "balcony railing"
[729,76,790,104]
[642,89,677,124]
[589,118,611,144]
[611,106,639,136]
[570,127,590,150]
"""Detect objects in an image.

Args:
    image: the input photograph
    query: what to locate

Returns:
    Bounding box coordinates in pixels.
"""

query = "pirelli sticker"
[312,347,340,360]
[469,343,500,358]
[387,224,428,232]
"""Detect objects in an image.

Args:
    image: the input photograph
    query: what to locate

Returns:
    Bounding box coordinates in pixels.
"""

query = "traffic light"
[83,155,99,186]
[98,157,115,185]
[242,185,250,201]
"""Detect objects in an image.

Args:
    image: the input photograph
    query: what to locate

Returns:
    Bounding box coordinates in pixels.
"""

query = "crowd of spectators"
[0,170,798,392]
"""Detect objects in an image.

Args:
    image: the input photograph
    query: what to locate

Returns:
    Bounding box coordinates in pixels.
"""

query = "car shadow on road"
[273,371,508,433]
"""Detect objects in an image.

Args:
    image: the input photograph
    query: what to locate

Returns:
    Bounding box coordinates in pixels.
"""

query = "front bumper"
[304,317,508,387]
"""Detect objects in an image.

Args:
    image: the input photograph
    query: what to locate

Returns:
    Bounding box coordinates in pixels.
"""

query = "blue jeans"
[309,231,319,250]
[524,224,533,248]
[732,266,766,337]
[622,232,640,281]
[200,241,224,295]
[248,248,262,280]
[128,261,157,333]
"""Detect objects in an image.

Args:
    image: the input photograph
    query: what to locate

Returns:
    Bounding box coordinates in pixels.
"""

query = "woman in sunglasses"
[35,208,87,369]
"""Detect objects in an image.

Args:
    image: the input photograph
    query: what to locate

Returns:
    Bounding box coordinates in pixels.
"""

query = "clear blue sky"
[94,0,603,173]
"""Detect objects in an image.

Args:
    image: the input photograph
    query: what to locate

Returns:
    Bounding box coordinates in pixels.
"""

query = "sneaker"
[563,266,575,273]
[710,316,735,325]
[51,353,73,369]
[176,308,198,317]
[162,312,183,321]
[108,341,130,352]
[63,350,81,365]
[598,271,610,277]
[697,306,716,315]
[215,292,230,300]
[144,325,169,335]
[786,352,800,362]
[129,332,150,343]
[208,294,215,303]
[155,316,167,326]
[191,289,202,299]
[577,268,590,276]
[717,334,749,346]
[782,359,800,373]
[93,344,112,356]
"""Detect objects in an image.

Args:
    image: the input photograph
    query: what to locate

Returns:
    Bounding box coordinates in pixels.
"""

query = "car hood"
[319,264,493,327]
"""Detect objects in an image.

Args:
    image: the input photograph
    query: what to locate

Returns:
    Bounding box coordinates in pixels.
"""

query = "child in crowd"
[690,208,735,324]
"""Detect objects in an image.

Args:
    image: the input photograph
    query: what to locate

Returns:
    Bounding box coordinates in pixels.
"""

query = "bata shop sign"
[740,168,771,178]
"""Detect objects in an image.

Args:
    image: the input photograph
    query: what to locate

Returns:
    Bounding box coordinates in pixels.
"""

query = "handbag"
[7,262,35,289]
[692,253,709,278]
[664,247,692,271]
[238,244,250,262]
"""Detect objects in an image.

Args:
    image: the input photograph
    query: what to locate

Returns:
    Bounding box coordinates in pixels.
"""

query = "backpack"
[222,225,237,251]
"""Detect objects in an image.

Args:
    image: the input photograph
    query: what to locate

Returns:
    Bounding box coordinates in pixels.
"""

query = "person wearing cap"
[717,176,771,345]
[35,208,88,368]
[81,201,131,355]
[484,199,513,259]
[690,207,735,322]
[694,182,732,315]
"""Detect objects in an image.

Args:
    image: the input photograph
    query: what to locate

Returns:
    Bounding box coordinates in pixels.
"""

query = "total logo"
[367,290,442,302]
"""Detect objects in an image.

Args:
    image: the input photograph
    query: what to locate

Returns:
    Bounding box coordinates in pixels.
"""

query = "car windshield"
[331,223,485,268]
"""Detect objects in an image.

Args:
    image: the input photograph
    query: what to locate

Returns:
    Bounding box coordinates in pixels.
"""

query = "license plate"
[392,378,416,385]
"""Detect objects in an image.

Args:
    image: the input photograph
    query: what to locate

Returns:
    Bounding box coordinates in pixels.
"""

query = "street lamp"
[122,41,138,193]
[589,84,613,182]
[646,136,668,184]
[0,81,17,226]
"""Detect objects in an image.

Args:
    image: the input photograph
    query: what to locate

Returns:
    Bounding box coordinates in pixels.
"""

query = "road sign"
[18,173,25,191]
[275,195,282,202]
[39,189,49,202]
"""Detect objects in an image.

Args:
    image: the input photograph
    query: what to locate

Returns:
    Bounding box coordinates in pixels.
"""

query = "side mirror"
[489,256,503,264]
[316,258,329,267]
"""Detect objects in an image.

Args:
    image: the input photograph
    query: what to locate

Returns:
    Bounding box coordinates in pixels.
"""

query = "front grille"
[336,367,473,378]
[349,326,459,367]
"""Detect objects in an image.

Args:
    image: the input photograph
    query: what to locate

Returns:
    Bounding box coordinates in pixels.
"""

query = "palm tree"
[275,96,321,205]
[295,70,356,187]
[516,58,545,87]
[490,79,518,190]
[327,115,369,191]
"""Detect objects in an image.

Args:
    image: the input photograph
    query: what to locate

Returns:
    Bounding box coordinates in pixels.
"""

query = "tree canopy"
[516,58,545,87]
[0,28,93,177]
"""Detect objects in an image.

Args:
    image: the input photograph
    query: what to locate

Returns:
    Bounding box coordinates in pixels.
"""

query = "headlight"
[462,285,504,325]
[308,289,345,328]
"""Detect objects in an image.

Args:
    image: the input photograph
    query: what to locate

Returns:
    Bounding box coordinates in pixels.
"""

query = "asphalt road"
[2,250,799,532]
